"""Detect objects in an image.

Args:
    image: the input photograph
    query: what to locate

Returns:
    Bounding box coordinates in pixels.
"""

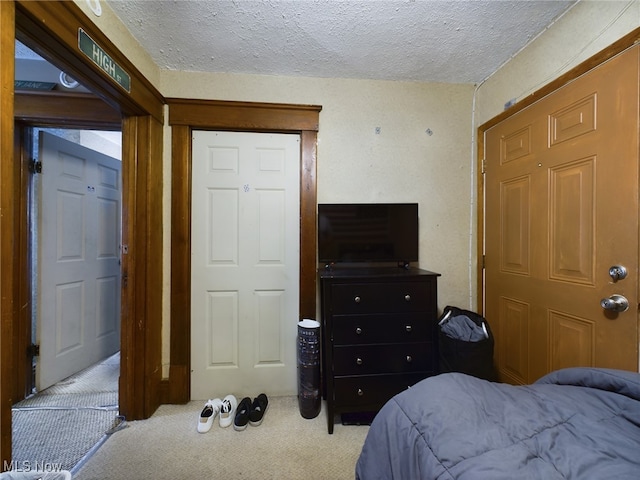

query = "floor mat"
[10,353,120,473]
[12,409,121,472]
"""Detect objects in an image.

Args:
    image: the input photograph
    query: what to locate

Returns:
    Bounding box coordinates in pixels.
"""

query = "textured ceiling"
[106,0,577,84]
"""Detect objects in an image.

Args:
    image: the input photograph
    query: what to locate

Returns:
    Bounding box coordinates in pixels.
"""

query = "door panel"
[191,131,300,400]
[38,132,121,391]
[499,298,530,383]
[549,158,594,284]
[485,46,639,384]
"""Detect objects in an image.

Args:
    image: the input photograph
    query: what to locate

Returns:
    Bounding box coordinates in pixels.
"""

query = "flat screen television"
[318,203,419,265]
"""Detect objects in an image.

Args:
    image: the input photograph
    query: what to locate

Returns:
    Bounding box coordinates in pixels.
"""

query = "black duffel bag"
[438,305,497,382]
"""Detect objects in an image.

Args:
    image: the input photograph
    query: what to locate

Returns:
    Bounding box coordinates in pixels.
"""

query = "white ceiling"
[105,0,577,84]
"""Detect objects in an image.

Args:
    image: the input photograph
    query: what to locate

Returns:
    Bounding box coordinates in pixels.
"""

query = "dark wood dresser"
[319,266,440,433]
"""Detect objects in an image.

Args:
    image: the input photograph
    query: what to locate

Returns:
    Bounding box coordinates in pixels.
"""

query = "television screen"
[318,203,418,264]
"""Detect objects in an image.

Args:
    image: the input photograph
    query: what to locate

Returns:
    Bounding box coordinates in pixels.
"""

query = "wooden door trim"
[1,0,17,462]
[477,26,640,314]
[15,91,122,129]
[167,98,321,402]
[3,0,166,466]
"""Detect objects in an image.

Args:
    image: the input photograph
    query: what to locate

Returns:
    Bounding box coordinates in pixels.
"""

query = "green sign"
[78,28,131,93]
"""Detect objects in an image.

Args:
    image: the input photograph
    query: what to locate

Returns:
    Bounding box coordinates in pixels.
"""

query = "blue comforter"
[355,368,640,479]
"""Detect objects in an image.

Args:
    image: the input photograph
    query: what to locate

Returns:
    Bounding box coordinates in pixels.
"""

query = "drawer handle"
[405,325,412,332]
[357,388,364,396]
[404,294,411,302]
[354,296,361,303]
[406,355,413,363]
[355,327,363,335]
[356,357,363,365]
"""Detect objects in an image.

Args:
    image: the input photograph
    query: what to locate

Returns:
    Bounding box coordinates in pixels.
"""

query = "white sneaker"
[197,398,222,433]
[218,394,238,428]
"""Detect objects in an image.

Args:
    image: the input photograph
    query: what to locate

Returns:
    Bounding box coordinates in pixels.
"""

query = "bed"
[355,367,640,479]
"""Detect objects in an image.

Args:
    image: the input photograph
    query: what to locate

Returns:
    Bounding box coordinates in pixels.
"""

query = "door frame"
[14,94,122,398]
[2,1,165,465]
[477,27,640,314]
[13,111,122,403]
[167,99,321,402]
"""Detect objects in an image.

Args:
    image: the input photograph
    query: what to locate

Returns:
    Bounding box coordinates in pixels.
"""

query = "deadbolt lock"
[608,265,627,281]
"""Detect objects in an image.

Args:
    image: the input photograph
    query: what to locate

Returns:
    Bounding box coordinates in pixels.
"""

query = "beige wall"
[159,73,476,375]
[79,0,639,378]
[475,0,639,125]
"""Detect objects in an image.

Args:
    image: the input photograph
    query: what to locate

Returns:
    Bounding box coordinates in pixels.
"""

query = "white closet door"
[191,131,300,400]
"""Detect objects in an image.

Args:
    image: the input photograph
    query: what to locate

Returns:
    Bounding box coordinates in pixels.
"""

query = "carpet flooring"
[12,353,370,479]
[11,353,121,474]
[73,396,369,480]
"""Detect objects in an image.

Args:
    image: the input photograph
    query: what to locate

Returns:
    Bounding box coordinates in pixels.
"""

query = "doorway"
[167,99,321,403]
[3,1,166,466]
[11,42,124,471]
[15,39,123,398]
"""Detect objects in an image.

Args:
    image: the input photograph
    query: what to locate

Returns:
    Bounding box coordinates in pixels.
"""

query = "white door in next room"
[38,131,122,391]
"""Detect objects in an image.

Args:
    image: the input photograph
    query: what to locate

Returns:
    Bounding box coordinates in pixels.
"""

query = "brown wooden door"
[484,45,639,384]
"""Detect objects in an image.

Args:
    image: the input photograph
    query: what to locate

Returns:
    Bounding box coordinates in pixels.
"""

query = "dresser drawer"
[333,373,428,407]
[333,312,432,345]
[330,282,431,314]
[333,343,432,375]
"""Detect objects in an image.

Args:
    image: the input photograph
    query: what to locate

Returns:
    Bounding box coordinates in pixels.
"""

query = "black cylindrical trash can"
[297,319,321,419]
